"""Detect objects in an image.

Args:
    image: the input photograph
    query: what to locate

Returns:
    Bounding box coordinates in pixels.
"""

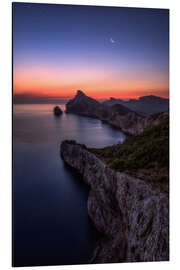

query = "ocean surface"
[13,104,126,266]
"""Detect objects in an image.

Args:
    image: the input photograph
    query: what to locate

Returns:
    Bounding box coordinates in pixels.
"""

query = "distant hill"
[103,95,169,115]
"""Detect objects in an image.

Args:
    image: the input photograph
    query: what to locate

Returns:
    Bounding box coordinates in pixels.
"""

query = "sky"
[13,3,169,103]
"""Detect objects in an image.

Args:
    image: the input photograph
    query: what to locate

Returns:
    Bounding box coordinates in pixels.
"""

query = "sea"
[13,103,126,266]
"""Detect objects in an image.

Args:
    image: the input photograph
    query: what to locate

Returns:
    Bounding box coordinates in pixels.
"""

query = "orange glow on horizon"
[13,64,169,100]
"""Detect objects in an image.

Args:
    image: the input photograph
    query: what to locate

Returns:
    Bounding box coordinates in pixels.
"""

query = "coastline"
[60,140,169,263]
[65,91,169,136]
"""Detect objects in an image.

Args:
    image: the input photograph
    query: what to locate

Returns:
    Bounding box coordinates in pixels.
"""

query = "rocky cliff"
[61,141,169,263]
[66,90,167,135]
[66,90,100,118]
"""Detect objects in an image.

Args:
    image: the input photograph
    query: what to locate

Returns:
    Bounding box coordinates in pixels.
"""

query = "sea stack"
[54,106,63,116]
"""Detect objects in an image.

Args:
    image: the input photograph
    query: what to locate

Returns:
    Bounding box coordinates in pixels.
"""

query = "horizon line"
[13,93,169,105]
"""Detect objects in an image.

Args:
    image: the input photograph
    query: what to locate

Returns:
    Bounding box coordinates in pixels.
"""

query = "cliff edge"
[60,141,169,263]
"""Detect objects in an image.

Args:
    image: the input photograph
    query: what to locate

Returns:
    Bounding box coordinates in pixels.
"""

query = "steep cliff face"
[66,90,100,118]
[65,90,167,135]
[98,103,148,135]
[61,141,169,263]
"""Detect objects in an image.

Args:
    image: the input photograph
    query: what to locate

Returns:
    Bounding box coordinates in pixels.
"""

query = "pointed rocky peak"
[66,89,100,116]
[76,90,86,97]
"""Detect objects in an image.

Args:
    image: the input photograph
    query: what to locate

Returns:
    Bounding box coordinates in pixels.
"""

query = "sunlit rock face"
[61,141,169,263]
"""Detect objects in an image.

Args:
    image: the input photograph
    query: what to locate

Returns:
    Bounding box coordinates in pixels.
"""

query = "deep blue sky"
[13,2,169,100]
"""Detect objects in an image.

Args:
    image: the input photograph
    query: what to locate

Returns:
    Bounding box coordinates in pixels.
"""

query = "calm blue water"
[13,104,126,267]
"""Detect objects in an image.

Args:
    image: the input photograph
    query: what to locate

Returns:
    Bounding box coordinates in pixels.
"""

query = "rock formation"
[61,141,169,263]
[54,106,63,116]
[65,90,167,135]
[66,90,100,118]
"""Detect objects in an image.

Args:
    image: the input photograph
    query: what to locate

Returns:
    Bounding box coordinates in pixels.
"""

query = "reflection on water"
[13,104,126,266]
[13,104,125,147]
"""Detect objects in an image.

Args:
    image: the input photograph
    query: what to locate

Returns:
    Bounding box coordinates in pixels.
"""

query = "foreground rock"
[66,90,168,135]
[61,141,169,263]
[54,106,63,116]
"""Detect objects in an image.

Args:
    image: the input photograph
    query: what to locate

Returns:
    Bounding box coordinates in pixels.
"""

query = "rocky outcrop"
[61,141,169,263]
[66,90,100,118]
[54,106,63,116]
[66,90,167,135]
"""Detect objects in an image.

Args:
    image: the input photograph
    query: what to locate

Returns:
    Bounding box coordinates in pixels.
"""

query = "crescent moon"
[110,38,115,43]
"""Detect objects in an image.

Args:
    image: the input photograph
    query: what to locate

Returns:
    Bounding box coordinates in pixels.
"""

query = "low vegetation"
[89,115,169,191]
[63,114,169,191]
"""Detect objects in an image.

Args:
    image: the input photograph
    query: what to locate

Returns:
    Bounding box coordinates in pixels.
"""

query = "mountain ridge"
[103,95,169,115]
[66,90,168,135]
